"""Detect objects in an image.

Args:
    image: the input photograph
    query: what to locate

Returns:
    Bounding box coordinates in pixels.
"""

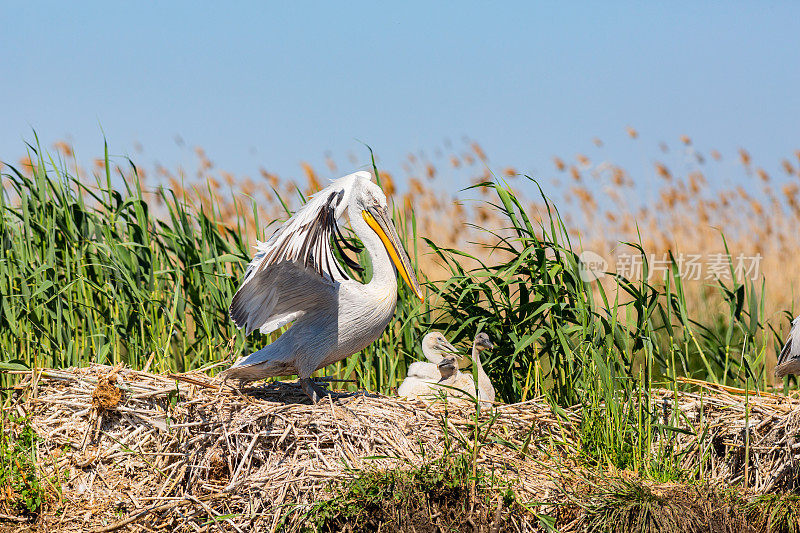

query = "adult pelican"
[775,316,800,379]
[222,171,424,401]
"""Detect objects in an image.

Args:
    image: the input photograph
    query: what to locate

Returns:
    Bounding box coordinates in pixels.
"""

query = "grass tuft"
[300,453,530,533]
[745,493,800,533]
[581,479,747,533]
[0,414,59,516]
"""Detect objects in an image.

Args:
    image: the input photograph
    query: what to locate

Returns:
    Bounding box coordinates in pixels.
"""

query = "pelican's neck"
[472,344,494,398]
[422,345,443,364]
[348,204,398,291]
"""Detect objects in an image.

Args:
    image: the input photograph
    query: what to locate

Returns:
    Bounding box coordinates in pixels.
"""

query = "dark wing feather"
[229,173,369,335]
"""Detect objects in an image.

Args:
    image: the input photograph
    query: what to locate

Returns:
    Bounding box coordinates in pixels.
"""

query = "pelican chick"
[470,332,496,402]
[435,356,477,400]
[397,332,459,398]
[222,171,424,402]
[775,316,800,379]
[440,332,495,402]
[426,332,496,402]
[406,332,496,402]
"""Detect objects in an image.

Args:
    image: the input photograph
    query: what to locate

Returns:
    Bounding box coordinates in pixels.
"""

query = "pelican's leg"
[300,378,331,403]
[219,374,240,393]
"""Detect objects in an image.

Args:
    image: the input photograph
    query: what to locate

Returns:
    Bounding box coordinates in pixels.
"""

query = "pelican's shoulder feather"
[241,171,371,287]
[229,172,372,336]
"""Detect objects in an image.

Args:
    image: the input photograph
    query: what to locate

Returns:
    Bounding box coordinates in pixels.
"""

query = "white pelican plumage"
[470,332,496,402]
[436,332,495,402]
[397,332,459,398]
[775,315,800,379]
[435,356,475,398]
[222,171,424,401]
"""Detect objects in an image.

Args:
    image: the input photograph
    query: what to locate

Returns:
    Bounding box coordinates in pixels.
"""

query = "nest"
[3,365,562,531]
[3,365,800,532]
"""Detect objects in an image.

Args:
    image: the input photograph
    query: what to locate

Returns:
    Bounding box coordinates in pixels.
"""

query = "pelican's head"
[473,332,494,352]
[437,356,458,381]
[355,175,425,300]
[422,332,459,363]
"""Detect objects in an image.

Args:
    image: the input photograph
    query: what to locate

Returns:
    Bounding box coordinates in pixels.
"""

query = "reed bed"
[3,135,800,530]
[4,365,800,531]
[41,133,797,321]
[9,134,799,365]
[5,365,559,531]
[2,137,793,401]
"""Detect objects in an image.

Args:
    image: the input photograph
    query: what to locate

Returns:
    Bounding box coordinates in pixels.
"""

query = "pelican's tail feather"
[220,343,295,382]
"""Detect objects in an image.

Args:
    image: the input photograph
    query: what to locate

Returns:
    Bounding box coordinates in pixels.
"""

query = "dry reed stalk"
[3,365,800,531]
[5,365,560,531]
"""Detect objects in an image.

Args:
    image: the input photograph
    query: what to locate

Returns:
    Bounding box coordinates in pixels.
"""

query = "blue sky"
[2,2,799,193]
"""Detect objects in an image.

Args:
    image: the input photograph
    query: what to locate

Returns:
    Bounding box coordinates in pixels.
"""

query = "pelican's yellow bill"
[362,210,424,301]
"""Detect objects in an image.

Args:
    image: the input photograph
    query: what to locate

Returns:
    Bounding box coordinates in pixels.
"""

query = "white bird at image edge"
[775,316,800,379]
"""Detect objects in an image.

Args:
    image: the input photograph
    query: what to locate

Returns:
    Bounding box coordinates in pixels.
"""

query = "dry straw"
[5,365,800,531]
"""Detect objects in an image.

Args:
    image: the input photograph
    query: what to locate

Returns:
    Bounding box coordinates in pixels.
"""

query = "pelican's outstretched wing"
[229,172,369,336]
[230,261,337,336]
[777,316,800,368]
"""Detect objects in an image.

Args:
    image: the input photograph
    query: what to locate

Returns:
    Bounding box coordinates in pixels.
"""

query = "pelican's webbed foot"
[300,378,332,403]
